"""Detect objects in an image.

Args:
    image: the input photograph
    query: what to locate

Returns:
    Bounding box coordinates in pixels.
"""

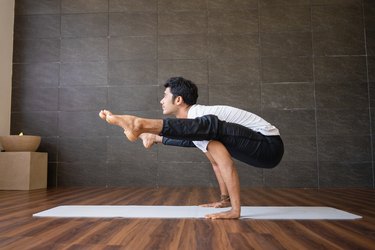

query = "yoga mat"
[33,206,361,220]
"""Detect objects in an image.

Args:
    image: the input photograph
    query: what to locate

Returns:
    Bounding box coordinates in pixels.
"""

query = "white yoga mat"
[33,206,361,220]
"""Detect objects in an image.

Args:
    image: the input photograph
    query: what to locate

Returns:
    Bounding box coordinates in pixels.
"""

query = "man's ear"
[175,96,183,105]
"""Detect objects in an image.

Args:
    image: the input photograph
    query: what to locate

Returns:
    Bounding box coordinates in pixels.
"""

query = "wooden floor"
[0,187,374,250]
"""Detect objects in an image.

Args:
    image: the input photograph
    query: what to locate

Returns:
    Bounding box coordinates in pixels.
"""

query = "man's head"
[160,77,198,115]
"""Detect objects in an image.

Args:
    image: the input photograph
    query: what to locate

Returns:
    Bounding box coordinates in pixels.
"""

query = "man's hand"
[139,133,162,149]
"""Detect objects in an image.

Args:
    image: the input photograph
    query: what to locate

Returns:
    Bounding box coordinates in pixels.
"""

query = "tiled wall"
[11,0,375,188]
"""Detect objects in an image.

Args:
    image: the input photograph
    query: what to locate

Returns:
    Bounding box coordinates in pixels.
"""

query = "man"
[99,77,284,219]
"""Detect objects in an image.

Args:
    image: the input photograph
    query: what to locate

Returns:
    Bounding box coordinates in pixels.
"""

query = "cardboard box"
[0,152,47,190]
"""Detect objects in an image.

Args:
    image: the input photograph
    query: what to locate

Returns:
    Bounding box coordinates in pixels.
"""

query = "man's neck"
[175,105,193,118]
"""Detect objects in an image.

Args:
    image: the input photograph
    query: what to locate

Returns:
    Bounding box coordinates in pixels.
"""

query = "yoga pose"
[99,77,284,219]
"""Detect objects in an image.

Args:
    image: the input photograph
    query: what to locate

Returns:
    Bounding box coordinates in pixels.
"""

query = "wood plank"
[0,187,374,249]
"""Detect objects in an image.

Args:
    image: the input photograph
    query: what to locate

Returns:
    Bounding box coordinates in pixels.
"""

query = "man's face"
[160,87,178,115]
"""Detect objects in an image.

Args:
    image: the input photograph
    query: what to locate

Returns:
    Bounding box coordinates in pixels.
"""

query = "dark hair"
[163,77,198,105]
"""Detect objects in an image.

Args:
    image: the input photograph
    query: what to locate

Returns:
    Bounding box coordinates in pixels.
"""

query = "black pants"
[161,115,284,168]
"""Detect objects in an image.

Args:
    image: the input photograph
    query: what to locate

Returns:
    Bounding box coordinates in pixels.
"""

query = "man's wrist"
[155,135,163,144]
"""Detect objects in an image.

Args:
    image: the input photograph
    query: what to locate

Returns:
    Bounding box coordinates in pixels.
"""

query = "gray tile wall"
[11,0,375,188]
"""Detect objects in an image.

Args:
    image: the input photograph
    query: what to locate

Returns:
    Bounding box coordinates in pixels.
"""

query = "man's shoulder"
[188,104,208,118]
[192,104,227,111]
[189,104,236,116]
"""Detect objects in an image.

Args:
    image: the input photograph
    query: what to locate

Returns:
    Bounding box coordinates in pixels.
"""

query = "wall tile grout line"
[156,0,160,189]
[361,0,375,188]
[310,4,320,189]
[257,0,266,187]
[55,0,63,188]
[106,0,110,188]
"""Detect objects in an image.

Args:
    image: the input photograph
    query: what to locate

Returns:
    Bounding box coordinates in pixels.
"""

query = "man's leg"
[162,114,283,168]
[204,141,241,219]
[199,151,231,208]
[99,110,222,142]
[100,110,242,143]
[99,110,283,168]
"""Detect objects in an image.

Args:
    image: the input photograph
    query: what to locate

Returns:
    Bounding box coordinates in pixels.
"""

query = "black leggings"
[161,115,284,168]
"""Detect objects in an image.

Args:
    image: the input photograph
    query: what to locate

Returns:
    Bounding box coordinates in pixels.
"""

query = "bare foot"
[99,109,112,120]
[139,133,156,149]
[199,200,231,208]
[205,209,240,220]
[99,110,140,142]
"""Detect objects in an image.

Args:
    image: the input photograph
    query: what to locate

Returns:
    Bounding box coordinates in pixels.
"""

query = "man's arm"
[162,137,196,147]
[204,140,241,219]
